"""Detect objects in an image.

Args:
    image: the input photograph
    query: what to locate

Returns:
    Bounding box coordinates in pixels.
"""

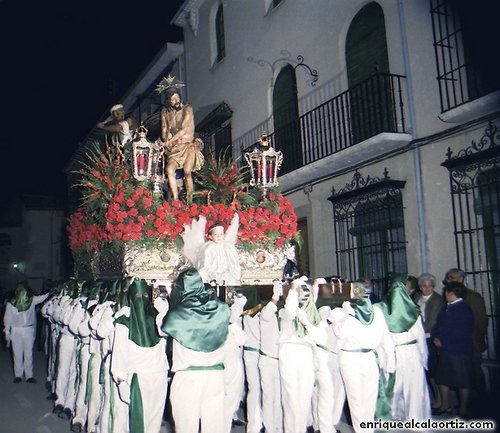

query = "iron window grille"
[215,4,226,63]
[328,169,407,299]
[441,121,500,361]
[430,0,497,112]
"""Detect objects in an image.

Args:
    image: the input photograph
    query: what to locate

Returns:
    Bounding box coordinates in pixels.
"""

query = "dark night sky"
[0,0,183,204]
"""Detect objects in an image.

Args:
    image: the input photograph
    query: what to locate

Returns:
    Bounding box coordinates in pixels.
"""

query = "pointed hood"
[161,268,230,352]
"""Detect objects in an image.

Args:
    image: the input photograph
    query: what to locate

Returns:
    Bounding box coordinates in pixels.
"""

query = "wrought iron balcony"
[242,73,408,176]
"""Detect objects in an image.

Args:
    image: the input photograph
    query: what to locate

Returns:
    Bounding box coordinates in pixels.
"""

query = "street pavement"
[0,344,351,433]
[0,344,496,433]
[0,346,250,433]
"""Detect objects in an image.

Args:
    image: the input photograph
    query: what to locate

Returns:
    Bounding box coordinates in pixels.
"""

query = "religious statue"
[156,75,205,202]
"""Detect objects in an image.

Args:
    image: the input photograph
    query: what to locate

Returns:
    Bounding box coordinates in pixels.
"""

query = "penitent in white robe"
[390,316,431,421]
[259,301,283,433]
[331,305,395,433]
[111,318,169,433]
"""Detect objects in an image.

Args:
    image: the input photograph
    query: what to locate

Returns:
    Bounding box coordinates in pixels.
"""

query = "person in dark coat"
[431,281,474,418]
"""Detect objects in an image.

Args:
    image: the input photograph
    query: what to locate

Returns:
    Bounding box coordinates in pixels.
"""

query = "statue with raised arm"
[97,104,137,150]
[156,75,204,202]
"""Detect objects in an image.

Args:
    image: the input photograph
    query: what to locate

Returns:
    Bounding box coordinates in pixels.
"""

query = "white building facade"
[68,0,499,373]
[171,0,499,366]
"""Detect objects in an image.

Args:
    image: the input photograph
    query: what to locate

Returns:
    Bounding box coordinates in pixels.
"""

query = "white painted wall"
[174,0,499,284]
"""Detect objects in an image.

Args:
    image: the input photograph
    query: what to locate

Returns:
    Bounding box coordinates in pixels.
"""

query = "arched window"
[215,4,225,63]
[272,64,302,174]
[346,2,393,142]
[346,2,389,86]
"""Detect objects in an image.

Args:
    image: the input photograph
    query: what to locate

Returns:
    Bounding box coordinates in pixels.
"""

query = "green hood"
[10,283,33,312]
[115,279,160,347]
[161,268,230,352]
[376,275,420,333]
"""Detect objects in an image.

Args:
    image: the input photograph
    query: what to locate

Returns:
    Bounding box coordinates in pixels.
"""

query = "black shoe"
[46,392,58,400]
[432,406,452,416]
[52,404,64,415]
[26,377,37,383]
[58,408,72,420]
[232,419,246,427]
[71,422,82,433]
[13,377,22,383]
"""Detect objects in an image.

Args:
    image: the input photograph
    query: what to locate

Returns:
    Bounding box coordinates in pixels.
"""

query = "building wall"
[177,0,490,280]
[182,1,451,140]
[24,209,66,291]
[0,203,66,293]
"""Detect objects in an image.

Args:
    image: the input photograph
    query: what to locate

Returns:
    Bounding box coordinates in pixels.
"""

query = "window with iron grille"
[328,169,407,298]
[199,122,232,162]
[215,4,225,63]
[430,0,499,112]
[196,102,233,161]
[441,121,500,361]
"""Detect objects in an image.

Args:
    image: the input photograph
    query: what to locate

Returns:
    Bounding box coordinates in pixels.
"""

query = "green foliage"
[193,152,257,207]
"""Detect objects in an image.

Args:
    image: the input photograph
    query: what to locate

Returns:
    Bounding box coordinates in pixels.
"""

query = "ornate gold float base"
[73,250,96,280]
[74,243,295,287]
[239,245,295,285]
[94,244,124,279]
[123,243,191,281]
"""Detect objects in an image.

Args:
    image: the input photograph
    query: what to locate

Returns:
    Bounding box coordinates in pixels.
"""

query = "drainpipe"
[398,0,428,273]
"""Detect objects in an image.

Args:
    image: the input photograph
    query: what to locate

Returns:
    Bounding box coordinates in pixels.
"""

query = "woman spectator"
[414,273,445,408]
[431,281,474,418]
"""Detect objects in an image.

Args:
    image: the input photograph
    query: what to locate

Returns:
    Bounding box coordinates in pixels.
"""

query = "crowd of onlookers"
[409,269,488,420]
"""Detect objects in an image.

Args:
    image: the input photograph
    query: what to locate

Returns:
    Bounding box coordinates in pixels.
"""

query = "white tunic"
[331,304,395,433]
[196,240,241,286]
[111,321,169,433]
[390,316,431,421]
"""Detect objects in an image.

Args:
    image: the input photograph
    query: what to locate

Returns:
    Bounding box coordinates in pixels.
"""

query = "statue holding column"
[156,75,204,202]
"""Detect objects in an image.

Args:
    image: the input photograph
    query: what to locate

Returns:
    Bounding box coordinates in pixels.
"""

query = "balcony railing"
[240,73,408,175]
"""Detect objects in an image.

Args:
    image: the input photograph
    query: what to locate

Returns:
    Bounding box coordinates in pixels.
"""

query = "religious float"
[67,128,302,298]
[67,93,367,304]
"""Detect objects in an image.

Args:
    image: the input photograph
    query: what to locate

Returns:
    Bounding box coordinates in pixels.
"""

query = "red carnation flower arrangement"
[67,145,300,256]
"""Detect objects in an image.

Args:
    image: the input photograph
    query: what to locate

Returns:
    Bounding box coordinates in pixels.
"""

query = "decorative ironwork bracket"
[442,121,500,170]
[329,168,406,203]
[247,50,319,87]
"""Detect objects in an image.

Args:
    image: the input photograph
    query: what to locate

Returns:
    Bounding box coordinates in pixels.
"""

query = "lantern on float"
[132,125,163,191]
[244,133,283,197]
